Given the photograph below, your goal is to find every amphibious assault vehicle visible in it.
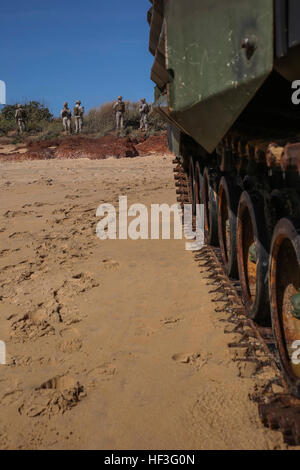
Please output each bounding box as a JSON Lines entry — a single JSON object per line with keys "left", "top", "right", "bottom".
{"left": 148, "top": 0, "right": 300, "bottom": 398}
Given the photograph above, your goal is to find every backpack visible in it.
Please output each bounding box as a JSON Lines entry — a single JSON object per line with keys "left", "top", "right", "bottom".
{"left": 140, "top": 103, "right": 150, "bottom": 114}
{"left": 16, "top": 108, "right": 26, "bottom": 120}
{"left": 62, "top": 108, "right": 71, "bottom": 118}
{"left": 116, "top": 101, "right": 125, "bottom": 113}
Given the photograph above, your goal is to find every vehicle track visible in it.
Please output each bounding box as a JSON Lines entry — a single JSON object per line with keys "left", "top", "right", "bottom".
{"left": 173, "top": 157, "right": 300, "bottom": 446}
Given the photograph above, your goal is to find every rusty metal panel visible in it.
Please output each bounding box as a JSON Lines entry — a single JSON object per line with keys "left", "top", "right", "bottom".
{"left": 164, "top": 0, "right": 274, "bottom": 152}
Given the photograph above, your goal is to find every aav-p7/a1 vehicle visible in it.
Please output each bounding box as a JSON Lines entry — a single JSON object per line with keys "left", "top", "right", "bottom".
{"left": 148, "top": 0, "right": 300, "bottom": 399}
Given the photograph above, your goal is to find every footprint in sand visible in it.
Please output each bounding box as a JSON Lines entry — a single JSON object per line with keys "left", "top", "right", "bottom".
{"left": 88, "top": 362, "right": 116, "bottom": 379}
{"left": 0, "top": 390, "right": 23, "bottom": 406}
{"left": 172, "top": 352, "right": 210, "bottom": 370}
{"left": 65, "top": 194, "right": 80, "bottom": 200}
{"left": 48, "top": 273, "right": 99, "bottom": 326}
{"left": 101, "top": 258, "right": 120, "bottom": 271}
{"left": 18, "top": 375, "right": 85, "bottom": 418}
{"left": 58, "top": 327, "right": 83, "bottom": 353}
{"left": 86, "top": 362, "right": 117, "bottom": 390}
{"left": 8, "top": 231, "right": 30, "bottom": 240}
{"left": 9, "top": 355, "right": 58, "bottom": 368}
{"left": 161, "top": 316, "right": 183, "bottom": 328}
{"left": 10, "top": 310, "right": 55, "bottom": 343}
{"left": 3, "top": 210, "right": 28, "bottom": 218}
{"left": 40, "top": 374, "right": 79, "bottom": 390}
{"left": 58, "top": 273, "right": 99, "bottom": 297}
{"left": 134, "top": 326, "right": 156, "bottom": 337}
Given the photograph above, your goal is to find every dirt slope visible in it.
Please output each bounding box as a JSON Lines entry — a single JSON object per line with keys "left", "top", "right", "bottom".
{"left": 0, "top": 134, "right": 170, "bottom": 162}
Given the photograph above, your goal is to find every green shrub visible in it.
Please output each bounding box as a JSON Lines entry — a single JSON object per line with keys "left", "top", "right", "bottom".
{"left": 0, "top": 100, "right": 167, "bottom": 139}
{"left": 83, "top": 102, "right": 115, "bottom": 135}
{"left": 0, "top": 116, "right": 15, "bottom": 135}
{"left": 11, "top": 137, "right": 22, "bottom": 145}
{"left": 1, "top": 101, "right": 53, "bottom": 123}
{"left": 0, "top": 101, "right": 54, "bottom": 136}
{"left": 83, "top": 101, "right": 166, "bottom": 136}
{"left": 40, "top": 119, "right": 62, "bottom": 138}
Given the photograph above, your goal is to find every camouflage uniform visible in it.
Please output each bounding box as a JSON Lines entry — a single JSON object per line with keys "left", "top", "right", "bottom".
{"left": 15, "top": 105, "right": 26, "bottom": 134}
{"left": 113, "top": 97, "right": 125, "bottom": 130}
{"left": 74, "top": 101, "right": 84, "bottom": 134}
{"left": 139, "top": 99, "right": 150, "bottom": 131}
{"left": 61, "top": 103, "right": 72, "bottom": 134}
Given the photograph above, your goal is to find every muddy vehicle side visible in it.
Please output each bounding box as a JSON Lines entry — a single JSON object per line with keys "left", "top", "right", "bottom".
{"left": 148, "top": 0, "right": 300, "bottom": 401}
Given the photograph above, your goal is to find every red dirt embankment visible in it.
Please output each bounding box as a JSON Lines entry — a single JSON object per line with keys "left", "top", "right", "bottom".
{"left": 0, "top": 134, "right": 170, "bottom": 162}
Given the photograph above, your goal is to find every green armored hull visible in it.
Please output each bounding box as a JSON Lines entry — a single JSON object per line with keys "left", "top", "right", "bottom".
{"left": 149, "top": 0, "right": 300, "bottom": 153}
{"left": 156, "top": 0, "right": 273, "bottom": 152}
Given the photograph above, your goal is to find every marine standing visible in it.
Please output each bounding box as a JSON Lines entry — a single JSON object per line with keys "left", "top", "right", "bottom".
{"left": 61, "top": 102, "right": 72, "bottom": 134}
{"left": 73, "top": 100, "right": 84, "bottom": 134}
{"left": 113, "top": 96, "right": 125, "bottom": 130}
{"left": 15, "top": 104, "right": 26, "bottom": 134}
{"left": 139, "top": 98, "right": 150, "bottom": 132}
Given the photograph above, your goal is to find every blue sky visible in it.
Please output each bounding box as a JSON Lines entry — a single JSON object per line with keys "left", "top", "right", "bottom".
{"left": 0, "top": 0, "right": 154, "bottom": 116}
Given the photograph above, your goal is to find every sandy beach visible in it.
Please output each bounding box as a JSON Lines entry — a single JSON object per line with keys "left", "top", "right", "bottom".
{"left": 0, "top": 155, "right": 287, "bottom": 449}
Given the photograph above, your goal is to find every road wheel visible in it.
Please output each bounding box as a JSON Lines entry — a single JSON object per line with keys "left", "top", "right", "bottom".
{"left": 237, "top": 190, "right": 270, "bottom": 323}
{"left": 203, "top": 167, "right": 219, "bottom": 246}
{"left": 270, "top": 218, "right": 300, "bottom": 397}
{"left": 218, "top": 176, "right": 241, "bottom": 278}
